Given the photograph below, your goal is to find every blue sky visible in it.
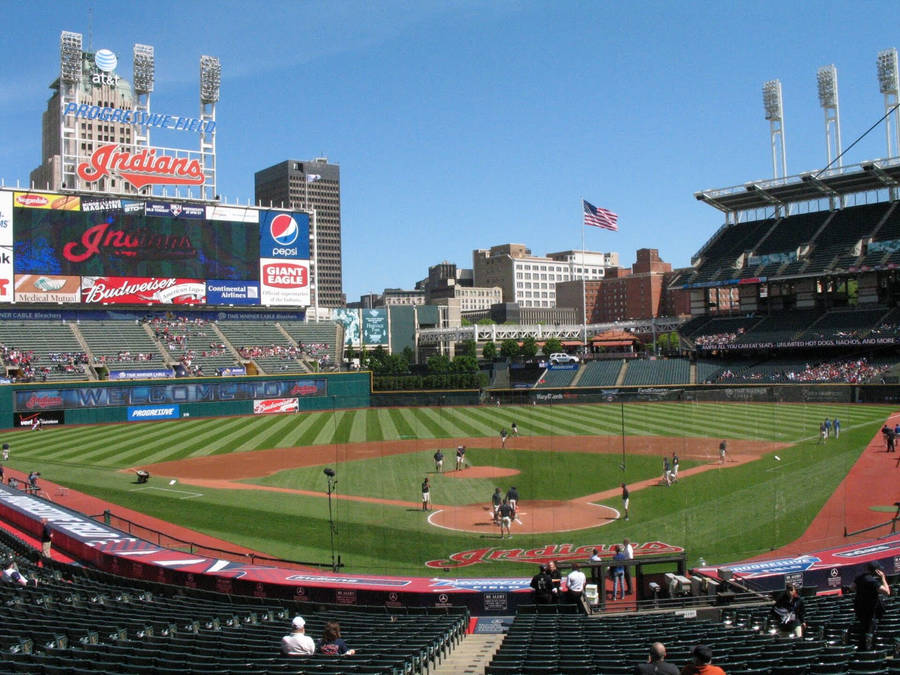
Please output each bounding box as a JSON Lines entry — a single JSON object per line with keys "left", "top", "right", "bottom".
{"left": 1, "top": 1, "right": 899, "bottom": 302}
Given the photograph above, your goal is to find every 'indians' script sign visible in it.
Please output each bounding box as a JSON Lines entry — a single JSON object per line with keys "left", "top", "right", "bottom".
{"left": 77, "top": 144, "right": 204, "bottom": 189}
{"left": 425, "top": 541, "right": 684, "bottom": 569}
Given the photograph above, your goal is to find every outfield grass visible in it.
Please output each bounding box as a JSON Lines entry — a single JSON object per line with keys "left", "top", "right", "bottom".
{"left": 1, "top": 401, "right": 892, "bottom": 577}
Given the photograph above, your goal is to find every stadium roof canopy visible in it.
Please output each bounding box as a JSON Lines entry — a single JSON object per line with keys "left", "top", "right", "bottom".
{"left": 695, "top": 158, "right": 900, "bottom": 213}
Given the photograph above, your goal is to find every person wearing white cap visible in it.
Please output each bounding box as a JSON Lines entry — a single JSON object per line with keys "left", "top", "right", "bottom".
{"left": 281, "top": 616, "right": 315, "bottom": 655}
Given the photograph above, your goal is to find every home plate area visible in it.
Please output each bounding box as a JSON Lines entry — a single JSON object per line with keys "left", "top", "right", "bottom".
{"left": 428, "top": 500, "right": 619, "bottom": 535}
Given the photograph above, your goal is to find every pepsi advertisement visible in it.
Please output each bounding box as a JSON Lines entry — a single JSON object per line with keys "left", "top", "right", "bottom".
{"left": 259, "top": 211, "right": 310, "bottom": 259}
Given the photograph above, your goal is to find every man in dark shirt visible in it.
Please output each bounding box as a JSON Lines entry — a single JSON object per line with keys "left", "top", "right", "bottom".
{"left": 498, "top": 500, "right": 513, "bottom": 538}
{"left": 530, "top": 564, "right": 553, "bottom": 604}
{"left": 853, "top": 562, "right": 891, "bottom": 647}
{"left": 41, "top": 519, "right": 52, "bottom": 558}
{"left": 634, "top": 642, "right": 679, "bottom": 674}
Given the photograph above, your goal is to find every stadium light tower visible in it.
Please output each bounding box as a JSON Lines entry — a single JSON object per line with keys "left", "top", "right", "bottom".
{"left": 199, "top": 55, "right": 221, "bottom": 201}
{"left": 877, "top": 48, "right": 900, "bottom": 158}
{"left": 59, "top": 31, "right": 83, "bottom": 191}
{"left": 817, "top": 65, "right": 842, "bottom": 172}
{"left": 132, "top": 44, "right": 154, "bottom": 158}
{"left": 763, "top": 80, "right": 788, "bottom": 181}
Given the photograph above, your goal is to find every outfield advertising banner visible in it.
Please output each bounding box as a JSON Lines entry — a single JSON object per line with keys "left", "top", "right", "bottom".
{"left": 13, "top": 191, "right": 80, "bottom": 210}
{"left": 144, "top": 201, "right": 205, "bottom": 219}
{"left": 109, "top": 369, "right": 174, "bottom": 381}
{"left": 259, "top": 259, "right": 310, "bottom": 306}
{"left": 0, "top": 247, "right": 11, "bottom": 304}
{"left": 81, "top": 276, "right": 206, "bottom": 305}
{"left": 16, "top": 410, "right": 65, "bottom": 427}
{"left": 206, "top": 280, "right": 260, "bottom": 306}
{"left": 14, "top": 378, "right": 327, "bottom": 411}
{"left": 127, "top": 405, "right": 180, "bottom": 421}
{"left": 363, "top": 309, "right": 388, "bottom": 345}
{"left": 14, "top": 275, "right": 80, "bottom": 303}
{"left": 253, "top": 398, "right": 299, "bottom": 414}
{"left": 259, "top": 210, "right": 310, "bottom": 259}
{"left": 333, "top": 308, "right": 361, "bottom": 347}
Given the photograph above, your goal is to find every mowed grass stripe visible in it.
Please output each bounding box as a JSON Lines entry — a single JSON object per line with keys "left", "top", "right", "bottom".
{"left": 223, "top": 413, "right": 299, "bottom": 455}
{"left": 295, "top": 411, "right": 334, "bottom": 446}
{"left": 388, "top": 409, "right": 416, "bottom": 440}
{"left": 374, "top": 409, "right": 398, "bottom": 441}
{"left": 415, "top": 408, "right": 456, "bottom": 438}
{"left": 436, "top": 408, "right": 486, "bottom": 438}
{"left": 278, "top": 411, "right": 327, "bottom": 448}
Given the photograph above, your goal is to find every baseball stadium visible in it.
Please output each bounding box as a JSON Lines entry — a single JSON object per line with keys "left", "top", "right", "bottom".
{"left": 1, "top": 30, "right": 900, "bottom": 675}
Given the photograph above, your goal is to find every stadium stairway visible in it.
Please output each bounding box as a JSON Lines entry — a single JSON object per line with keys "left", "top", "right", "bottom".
{"left": 615, "top": 361, "right": 628, "bottom": 386}
{"left": 431, "top": 633, "right": 504, "bottom": 675}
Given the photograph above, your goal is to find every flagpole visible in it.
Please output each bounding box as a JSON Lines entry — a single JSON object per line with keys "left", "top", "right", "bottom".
{"left": 581, "top": 200, "right": 587, "bottom": 353}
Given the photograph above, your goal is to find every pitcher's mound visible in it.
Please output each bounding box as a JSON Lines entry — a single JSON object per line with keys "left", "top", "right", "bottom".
{"left": 444, "top": 466, "right": 520, "bottom": 479}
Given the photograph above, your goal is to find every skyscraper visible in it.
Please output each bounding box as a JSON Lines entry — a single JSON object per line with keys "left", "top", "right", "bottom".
{"left": 255, "top": 158, "right": 343, "bottom": 309}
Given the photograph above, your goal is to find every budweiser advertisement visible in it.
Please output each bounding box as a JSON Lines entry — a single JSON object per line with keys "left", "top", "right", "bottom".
{"left": 253, "top": 398, "right": 299, "bottom": 415}
{"left": 13, "top": 191, "right": 80, "bottom": 210}
{"left": 81, "top": 276, "right": 206, "bottom": 305}
{"left": 15, "top": 275, "right": 80, "bottom": 303}
{"left": 77, "top": 144, "right": 205, "bottom": 190}
{"left": 259, "top": 258, "right": 310, "bottom": 306}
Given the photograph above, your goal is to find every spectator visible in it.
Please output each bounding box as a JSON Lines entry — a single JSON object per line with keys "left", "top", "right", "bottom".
{"left": 623, "top": 537, "right": 635, "bottom": 594}
{"left": 852, "top": 562, "right": 891, "bottom": 648}
{"left": 547, "top": 560, "right": 562, "bottom": 602}
{"left": 680, "top": 644, "right": 726, "bottom": 675}
{"left": 530, "top": 564, "right": 554, "bottom": 604}
{"left": 770, "top": 582, "right": 806, "bottom": 637}
{"left": 317, "top": 620, "right": 355, "bottom": 656}
{"left": 281, "top": 616, "right": 315, "bottom": 656}
{"left": 634, "top": 641, "right": 679, "bottom": 674}
{"left": 566, "top": 562, "right": 586, "bottom": 606}
{"left": 612, "top": 544, "right": 627, "bottom": 600}
{"left": 40, "top": 518, "right": 52, "bottom": 559}
{"left": 1, "top": 559, "right": 32, "bottom": 587}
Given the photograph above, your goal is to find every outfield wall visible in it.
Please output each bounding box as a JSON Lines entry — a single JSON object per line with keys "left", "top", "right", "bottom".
{"left": 0, "top": 372, "right": 372, "bottom": 430}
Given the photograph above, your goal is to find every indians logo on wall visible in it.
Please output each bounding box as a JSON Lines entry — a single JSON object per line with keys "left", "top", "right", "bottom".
{"left": 77, "top": 144, "right": 205, "bottom": 189}
{"left": 425, "top": 542, "right": 684, "bottom": 569}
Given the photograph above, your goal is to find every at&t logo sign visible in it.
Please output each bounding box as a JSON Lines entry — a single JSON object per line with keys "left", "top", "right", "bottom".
{"left": 92, "top": 48, "right": 120, "bottom": 87}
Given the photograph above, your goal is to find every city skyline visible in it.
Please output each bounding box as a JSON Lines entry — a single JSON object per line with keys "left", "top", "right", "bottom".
{"left": 1, "top": 1, "right": 899, "bottom": 304}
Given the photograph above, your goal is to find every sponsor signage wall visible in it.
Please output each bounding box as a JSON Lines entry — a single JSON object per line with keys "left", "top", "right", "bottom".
{"left": 260, "top": 259, "right": 310, "bottom": 306}
{"left": 14, "top": 275, "right": 81, "bottom": 303}
{"left": 363, "top": 309, "right": 388, "bottom": 345}
{"left": 206, "top": 280, "right": 260, "bottom": 305}
{"left": 253, "top": 398, "right": 299, "bottom": 414}
{"left": 16, "top": 411, "right": 65, "bottom": 427}
{"left": 109, "top": 369, "right": 174, "bottom": 381}
{"left": 127, "top": 405, "right": 180, "bottom": 421}
{"left": 14, "top": 379, "right": 327, "bottom": 411}
{"left": 81, "top": 276, "right": 206, "bottom": 305}
{"left": 2, "top": 189, "right": 316, "bottom": 309}
{"left": 333, "top": 308, "right": 361, "bottom": 347}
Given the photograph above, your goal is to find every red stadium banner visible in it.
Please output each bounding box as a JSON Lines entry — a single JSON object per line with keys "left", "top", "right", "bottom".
{"left": 253, "top": 398, "right": 299, "bottom": 414}
{"left": 81, "top": 276, "right": 206, "bottom": 304}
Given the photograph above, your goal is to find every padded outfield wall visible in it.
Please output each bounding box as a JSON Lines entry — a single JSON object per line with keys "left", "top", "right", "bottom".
{"left": 0, "top": 372, "right": 371, "bottom": 429}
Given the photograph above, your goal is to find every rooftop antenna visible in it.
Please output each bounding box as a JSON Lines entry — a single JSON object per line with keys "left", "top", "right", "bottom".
{"left": 87, "top": 4, "right": 93, "bottom": 52}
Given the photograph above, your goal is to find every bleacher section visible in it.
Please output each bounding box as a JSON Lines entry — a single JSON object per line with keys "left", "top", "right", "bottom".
{"left": 0, "top": 322, "right": 90, "bottom": 382}
{"left": 216, "top": 321, "right": 306, "bottom": 374}
{"left": 280, "top": 321, "right": 341, "bottom": 368}
{"left": 535, "top": 367, "right": 577, "bottom": 388}
{"left": 76, "top": 322, "right": 169, "bottom": 374}
{"left": 735, "top": 309, "right": 821, "bottom": 345}
{"left": 797, "top": 308, "right": 891, "bottom": 342}
{"left": 0, "top": 534, "right": 466, "bottom": 675}
{"left": 577, "top": 360, "right": 624, "bottom": 387}
{"left": 146, "top": 318, "right": 238, "bottom": 377}
{"left": 621, "top": 359, "right": 690, "bottom": 386}
{"left": 487, "top": 591, "right": 900, "bottom": 674}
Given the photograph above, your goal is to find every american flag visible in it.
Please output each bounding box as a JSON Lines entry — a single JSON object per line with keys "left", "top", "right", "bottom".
{"left": 583, "top": 200, "right": 618, "bottom": 231}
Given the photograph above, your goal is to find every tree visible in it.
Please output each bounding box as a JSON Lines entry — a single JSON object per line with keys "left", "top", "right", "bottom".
{"left": 401, "top": 346, "right": 415, "bottom": 365}
{"left": 459, "top": 339, "right": 477, "bottom": 359}
{"left": 500, "top": 339, "right": 520, "bottom": 360}
{"left": 427, "top": 354, "right": 451, "bottom": 374}
{"left": 542, "top": 337, "right": 563, "bottom": 356}
{"left": 451, "top": 354, "right": 478, "bottom": 373}
{"left": 520, "top": 336, "right": 538, "bottom": 359}
{"left": 481, "top": 342, "right": 497, "bottom": 360}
